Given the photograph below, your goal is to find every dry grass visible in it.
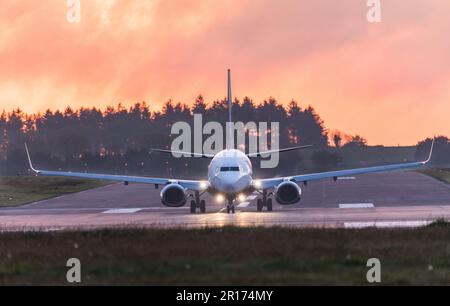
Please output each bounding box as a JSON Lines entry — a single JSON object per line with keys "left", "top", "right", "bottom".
{"left": 1, "top": 226, "right": 450, "bottom": 285}
{"left": 422, "top": 168, "right": 450, "bottom": 184}
{"left": 0, "top": 176, "right": 110, "bottom": 206}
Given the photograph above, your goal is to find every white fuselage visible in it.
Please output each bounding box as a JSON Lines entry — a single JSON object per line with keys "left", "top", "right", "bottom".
{"left": 208, "top": 149, "right": 253, "bottom": 196}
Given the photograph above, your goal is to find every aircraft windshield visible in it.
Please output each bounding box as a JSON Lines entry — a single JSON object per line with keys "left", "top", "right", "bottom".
{"left": 220, "top": 166, "right": 240, "bottom": 172}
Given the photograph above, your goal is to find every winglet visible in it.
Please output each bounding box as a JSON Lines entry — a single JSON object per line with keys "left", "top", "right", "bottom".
{"left": 24, "top": 143, "right": 39, "bottom": 173}
{"left": 423, "top": 137, "right": 435, "bottom": 164}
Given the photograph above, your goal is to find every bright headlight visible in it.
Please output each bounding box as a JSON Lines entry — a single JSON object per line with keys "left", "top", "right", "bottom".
{"left": 199, "top": 181, "right": 208, "bottom": 190}
{"left": 216, "top": 194, "right": 225, "bottom": 203}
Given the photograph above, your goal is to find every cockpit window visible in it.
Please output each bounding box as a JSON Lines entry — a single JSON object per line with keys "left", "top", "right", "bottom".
{"left": 220, "top": 166, "right": 240, "bottom": 172}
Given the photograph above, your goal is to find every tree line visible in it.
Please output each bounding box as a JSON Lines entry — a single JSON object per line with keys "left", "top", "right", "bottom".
{"left": 0, "top": 95, "right": 448, "bottom": 177}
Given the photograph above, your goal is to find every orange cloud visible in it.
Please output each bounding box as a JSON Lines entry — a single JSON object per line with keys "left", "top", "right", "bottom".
{"left": 0, "top": 0, "right": 449, "bottom": 145}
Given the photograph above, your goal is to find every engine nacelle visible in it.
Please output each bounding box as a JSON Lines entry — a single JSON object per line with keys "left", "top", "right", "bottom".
{"left": 275, "top": 181, "right": 301, "bottom": 205}
{"left": 160, "top": 183, "right": 187, "bottom": 207}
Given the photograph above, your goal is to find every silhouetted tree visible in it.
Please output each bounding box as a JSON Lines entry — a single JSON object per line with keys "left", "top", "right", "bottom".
{"left": 343, "top": 135, "right": 368, "bottom": 148}
{"left": 311, "top": 150, "right": 342, "bottom": 170}
{"left": 330, "top": 130, "right": 343, "bottom": 148}
{"left": 0, "top": 95, "right": 410, "bottom": 176}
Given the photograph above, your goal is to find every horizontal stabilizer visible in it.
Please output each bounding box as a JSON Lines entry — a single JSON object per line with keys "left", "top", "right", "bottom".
{"left": 247, "top": 144, "right": 313, "bottom": 158}
{"left": 150, "top": 148, "right": 215, "bottom": 158}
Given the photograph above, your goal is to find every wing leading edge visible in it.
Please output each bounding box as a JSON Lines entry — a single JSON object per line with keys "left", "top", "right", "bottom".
{"left": 256, "top": 138, "right": 435, "bottom": 190}
{"left": 24, "top": 144, "right": 207, "bottom": 191}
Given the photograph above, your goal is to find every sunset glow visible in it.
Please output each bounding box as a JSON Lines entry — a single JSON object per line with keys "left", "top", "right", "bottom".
{"left": 0, "top": 0, "right": 449, "bottom": 145}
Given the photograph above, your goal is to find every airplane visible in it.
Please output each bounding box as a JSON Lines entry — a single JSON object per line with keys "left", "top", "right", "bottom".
{"left": 25, "top": 70, "right": 435, "bottom": 214}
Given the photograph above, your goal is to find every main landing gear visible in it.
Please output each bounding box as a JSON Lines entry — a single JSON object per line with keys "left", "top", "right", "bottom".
{"left": 190, "top": 191, "right": 206, "bottom": 214}
{"left": 256, "top": 190, "right": 273, "bottom": 212}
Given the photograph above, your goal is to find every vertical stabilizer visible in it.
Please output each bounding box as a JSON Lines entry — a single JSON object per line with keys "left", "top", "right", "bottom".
{"left": 226, "top": 69, "right": 233, "bottom": 149}
{"left": 228, "top": 69, "right": 232, "bottom": 124}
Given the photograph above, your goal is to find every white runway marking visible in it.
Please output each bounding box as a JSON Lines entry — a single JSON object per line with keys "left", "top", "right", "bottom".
{"left": 237, "top": 202, "right": 250, "bottom": 208}
{"left": 344, "top": 220, "right": 431, "bottom": 228}
{"left": 102, "top": 208, "right": 143, "bottom": 214}
{"left": 216, "top": 208, "right": 226, "bottom": 214}
{"left": 339, "top": 203, "right": 374, "bottom": 209}
{"left": 246, "top": 195, "right": 257, "bottom": 200}
{"left": 337, "top": 177, "right": 356, "bottom": 180}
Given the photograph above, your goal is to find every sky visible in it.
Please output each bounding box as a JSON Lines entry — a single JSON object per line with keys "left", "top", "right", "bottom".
{"left": 0, "top": 0, "right": 449, "bottom": 145}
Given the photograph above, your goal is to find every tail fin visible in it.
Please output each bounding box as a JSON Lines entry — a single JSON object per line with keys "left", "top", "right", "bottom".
{"left": 226, "top": 69, "right": 233, "bottom": 149}
{"left": 228, "top": 69, "right": 232, "bottom": 124}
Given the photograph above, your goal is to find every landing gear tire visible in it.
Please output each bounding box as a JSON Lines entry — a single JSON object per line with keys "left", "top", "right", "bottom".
{"left": 200, "top": 200, "right": 206, "bottom": 213}
{"left": 190, "top": 200, "right": 196, "bottom": 213}
{"left": 226, "top": 201, "right": 235, "bottom": 214}
{"left": 225, "top": 198, "right": 236, "bottom": 214}
{"left": 267, "top": 198, "right": 273, "bottom": 211}
{"left": 257, "top": 199, "right": 263, "bottom": 212}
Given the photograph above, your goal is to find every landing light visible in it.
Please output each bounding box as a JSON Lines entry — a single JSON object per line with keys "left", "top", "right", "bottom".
{"left": 238, "top": 194, "right": 246, "bottom": 202}
{"left": 254, "top": 180, "right": 262, "bottom": 188}
{"left": 199, "top": 181, "right": 208, "bottom": 190}
{"left": 216, "top": 194, "right": 225, "bottom": 203}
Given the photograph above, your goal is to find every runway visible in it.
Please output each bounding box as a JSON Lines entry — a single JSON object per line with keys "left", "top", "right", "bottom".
{"left": 0, "top": 171, "right": 449, "bottom": 230}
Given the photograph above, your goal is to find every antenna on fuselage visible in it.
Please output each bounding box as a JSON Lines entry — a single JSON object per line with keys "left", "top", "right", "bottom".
{"left": 226, "top": 69, "right": 233, "bottom": 150}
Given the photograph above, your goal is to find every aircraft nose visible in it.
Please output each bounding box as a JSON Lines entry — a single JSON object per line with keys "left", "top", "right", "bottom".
{"left": 222, "top": 181, "right": 238, "bottom": 192}
{"left": 218, "top": 173, "right": 251, "bottom": 193}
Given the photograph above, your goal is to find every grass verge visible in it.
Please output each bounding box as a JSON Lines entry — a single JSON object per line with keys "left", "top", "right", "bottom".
{"left": 0, "top": 176, "right": 110, "bottom": 206}
{"left": 421, "top": 168, "right": 450, "bottom": 184}
{"left": 1, "top": 226, "right": 450, "bottom": 285}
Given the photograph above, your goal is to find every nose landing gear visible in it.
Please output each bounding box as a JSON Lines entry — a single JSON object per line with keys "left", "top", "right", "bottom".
{"left": 226, "top": 200, "right": 235, "bottom": 214}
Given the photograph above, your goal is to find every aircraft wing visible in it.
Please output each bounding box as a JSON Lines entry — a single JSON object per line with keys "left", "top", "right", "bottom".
{"left": 25, "top": 145, "right": 207, "bottom": 191}
{"left": 256, "top": 139, "right": 435, "bottom": 190}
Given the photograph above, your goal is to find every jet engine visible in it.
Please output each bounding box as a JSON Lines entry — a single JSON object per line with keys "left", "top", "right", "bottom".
{"left": 275, "top": 181, "right": 301, "bottom": 205}
{"left": 160, "top": 183, "right": 187, "bottom": 207}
